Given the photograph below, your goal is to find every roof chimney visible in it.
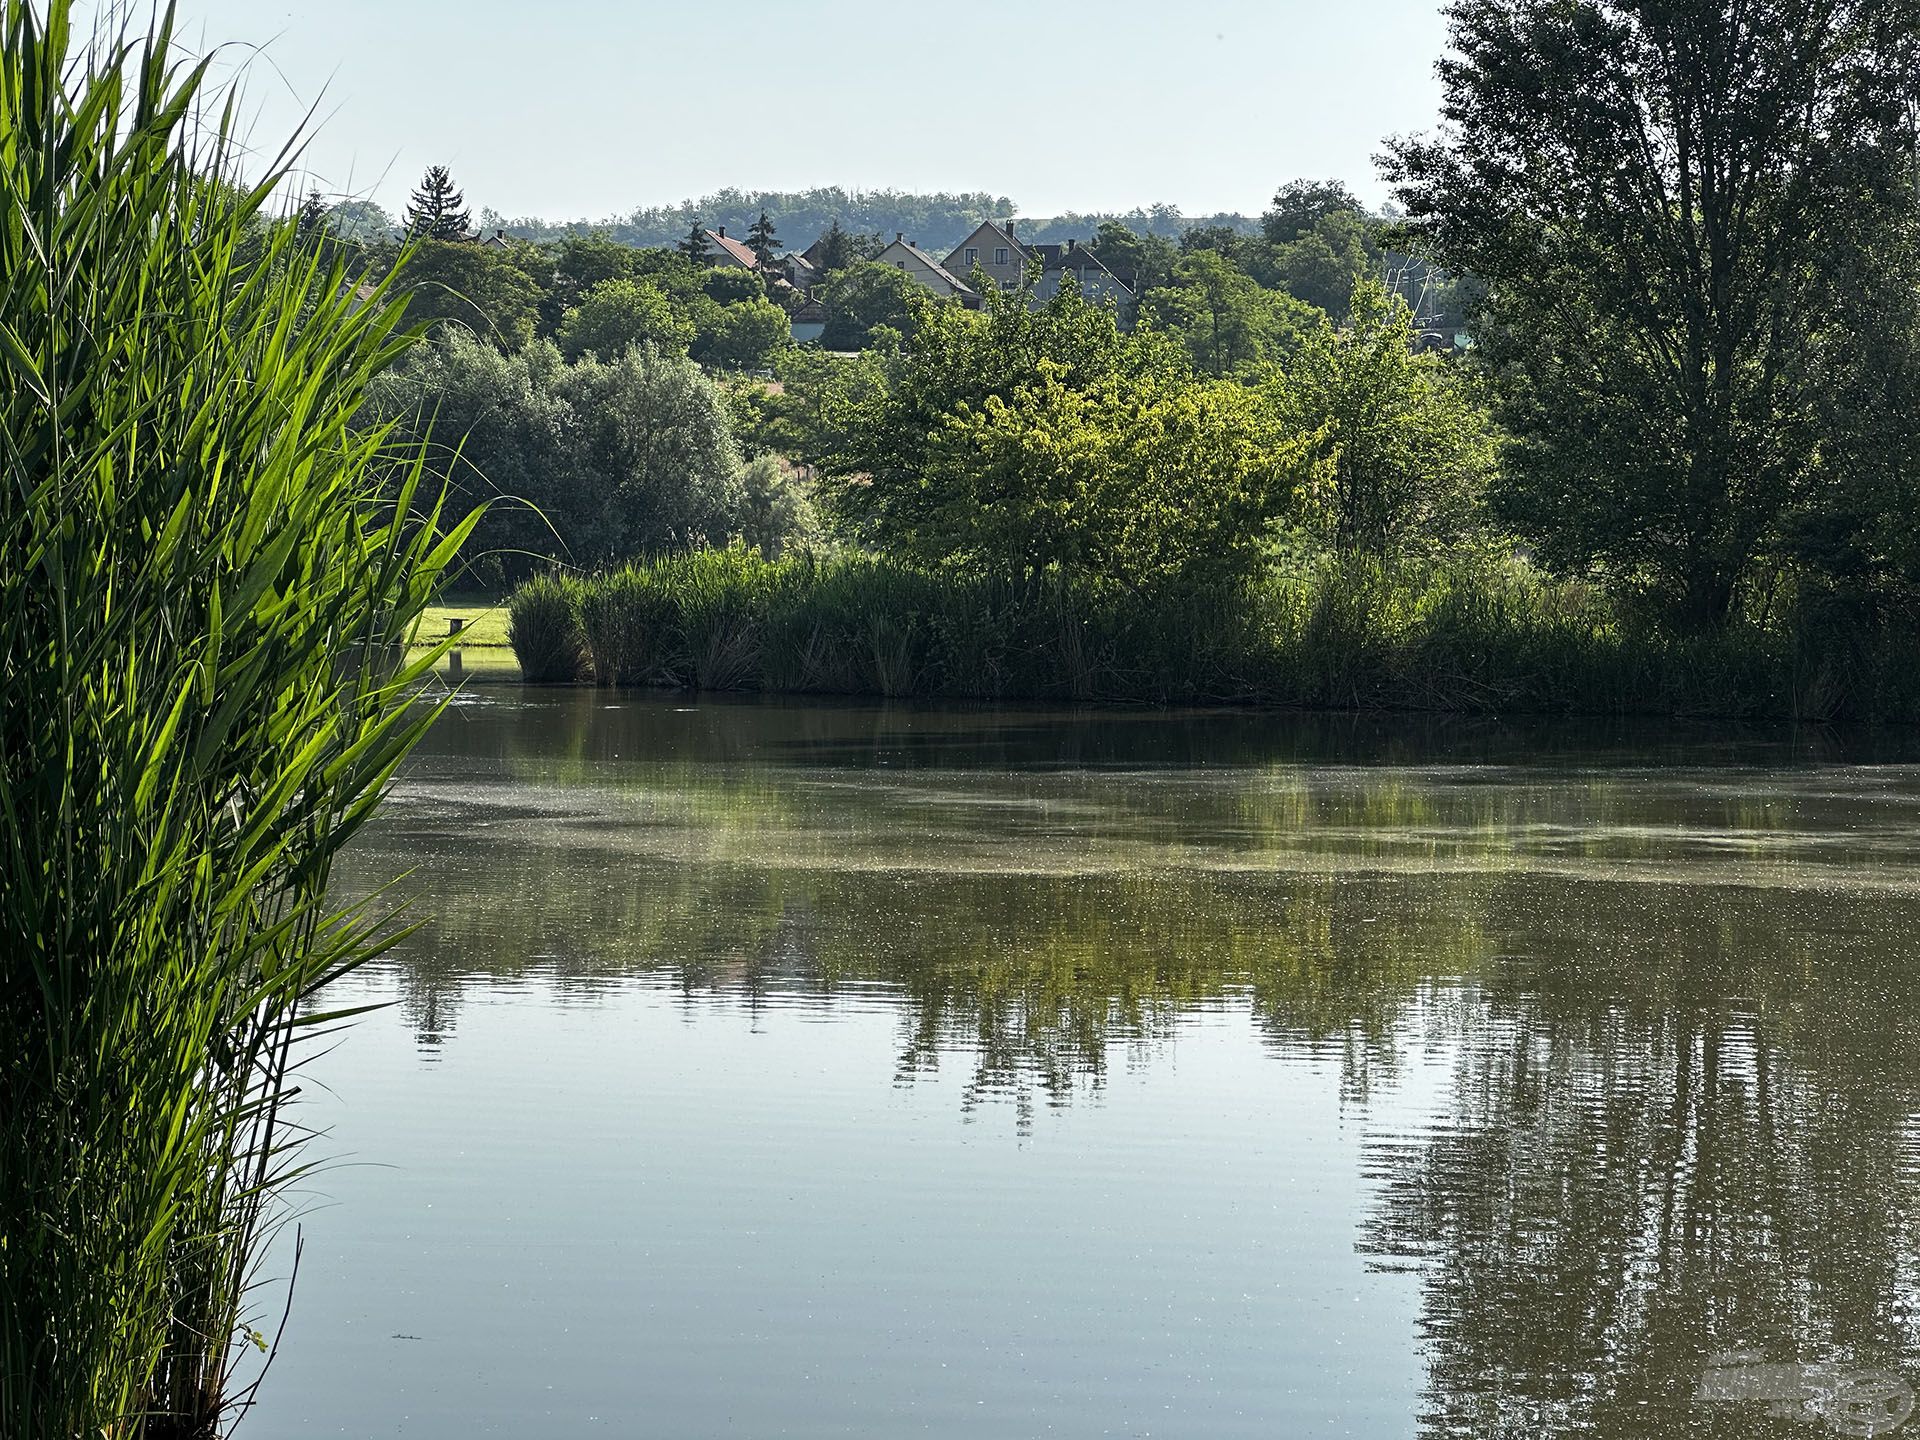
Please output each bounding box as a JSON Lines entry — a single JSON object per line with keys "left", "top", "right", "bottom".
{"left": 1006, "top": 218, "right": 1016, "bottom": 240}
{"left": 716, "top": 225, "right": 726, "bottom": 237}
{"left": 1066, "top": 238, "right": 1076, "bottom": 253}
{"left": 495, "top": 228, "right": 506, "bottom": 240}
{"left": 896, "top": 232, "right": 904, "bottom": 243}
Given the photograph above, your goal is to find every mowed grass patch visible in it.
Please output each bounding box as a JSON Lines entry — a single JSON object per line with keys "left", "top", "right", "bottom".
{"left": 415, "top": 599, "right": 513, "bottom": 647}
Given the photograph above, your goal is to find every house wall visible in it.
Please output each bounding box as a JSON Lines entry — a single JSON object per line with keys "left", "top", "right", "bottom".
{"left": 944, "top": 223, "right": 1027, "bottom": 293}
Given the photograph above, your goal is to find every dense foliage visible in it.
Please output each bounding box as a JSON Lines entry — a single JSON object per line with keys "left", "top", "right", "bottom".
{"left": 362, "top": 333, "right": 805, "bottom": 585}
{"left": 1386, "top": 0, "right": 1920, "bottom": 627}
{"left": 470, "top": 187, "right": 1259, "bottom": 252}
{"left": 0, "top": 4, "right": 471, "bottom": 1433}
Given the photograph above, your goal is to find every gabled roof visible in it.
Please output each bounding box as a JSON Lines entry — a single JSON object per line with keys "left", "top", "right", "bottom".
{"left": 943, "top": 220, "right": 1027, "bottom": 271}
{"left": 703, "top": 228, "right": 761, "bottom": 268}
{"left": 878, "top": 239, "right": 976, "bottom": 297}
{"left": 1038, "top": 241, "right": 1133, "bottom": 298}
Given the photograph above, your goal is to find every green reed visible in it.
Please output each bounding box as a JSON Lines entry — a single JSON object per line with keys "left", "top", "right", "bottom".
{"left": 0, "top": 4, "right": 477, "bottom": 1435}
{"left": 510, "top": 546, "right": 1920, "bottom": 721}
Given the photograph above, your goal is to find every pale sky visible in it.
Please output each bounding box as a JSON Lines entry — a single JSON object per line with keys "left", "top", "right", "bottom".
{"left": 148, "top": 0, "right": 1453, "bottom": 222}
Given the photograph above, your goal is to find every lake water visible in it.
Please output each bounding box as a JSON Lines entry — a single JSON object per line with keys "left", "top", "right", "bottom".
{"left": 251, "top": 693, "right": 1920, "bottom": 1439}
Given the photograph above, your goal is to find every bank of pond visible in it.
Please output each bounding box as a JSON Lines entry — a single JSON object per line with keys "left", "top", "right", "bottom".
{"left": 503, "top": 547, "right": 1920, "bottom": 723}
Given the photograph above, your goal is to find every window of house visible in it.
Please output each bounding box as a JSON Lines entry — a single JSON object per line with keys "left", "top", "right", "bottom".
{"left": 896, "top": 261, "right": 906, "bottom": 269}
{"left": 965, "top": 247, "right": 978, "bottom": 265}
{"left": 994, "top": 247, "right": 1009, "bottom": 265}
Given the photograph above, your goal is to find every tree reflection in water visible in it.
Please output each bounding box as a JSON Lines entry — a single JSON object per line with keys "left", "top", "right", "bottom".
{"left": 331, "top": 692, "right": 1920, "bottom": 1438}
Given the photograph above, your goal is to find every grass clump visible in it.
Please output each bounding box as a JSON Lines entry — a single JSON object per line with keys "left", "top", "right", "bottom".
{"left": 507, "top": 575, "right": 586, "bottom": 682}
{"left": 510, "top": 547, "right": 1920, "bottom": 721}
{"left": 0, "top": 5, "right": 475, "bottom": 1435}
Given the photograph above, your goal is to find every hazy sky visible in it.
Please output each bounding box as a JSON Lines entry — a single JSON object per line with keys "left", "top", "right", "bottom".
{"left": 155, "top": 0, "right": 1454, "bottom": 222}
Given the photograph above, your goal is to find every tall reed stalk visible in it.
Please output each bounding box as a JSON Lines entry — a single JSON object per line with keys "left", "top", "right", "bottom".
{"left": 0, "top": 4, "right": 476, "bottom": 1435}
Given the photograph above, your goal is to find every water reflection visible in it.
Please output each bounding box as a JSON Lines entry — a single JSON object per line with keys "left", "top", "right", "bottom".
{"left": 324, "top": 692, "right": 1920, "bottom": 1438}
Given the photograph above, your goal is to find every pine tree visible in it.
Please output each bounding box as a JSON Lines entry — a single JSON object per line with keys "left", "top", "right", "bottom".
{"left": 815, "top": 219, "right": 853, "bottom": 274}
{"left": 678, "top": 222, "right": 711, "bottom": 265}
{"left": 297, "top": 187, "right": 328, "bottom": 238}
{"left": 747, "top": 210, "right": 780, "bottom": 269}
{"left": 405, "top": 165, "right": 470, "bottom": 241}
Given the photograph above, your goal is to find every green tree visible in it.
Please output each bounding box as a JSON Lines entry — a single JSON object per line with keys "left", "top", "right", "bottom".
{"left": 1273, "top": 210, "right": 1374, "bottom": 320}
{"left": 365, "top": 334, "right": 747, "bottom": 583}
{"left": 819, "top": 258, "right": 924, "bottom": 350}
{"left": 1142, "top": 251, "right": 1318, "bottom": 376}
{"left": 1261, "top": 178, "right": 1362, "bottom": 245}
{"left": 1384, "top": 0, "right": 1920, "bottom": 626}
{"left": 558, "top": 278, "right": 696, "bottom": 359}
{"left": 546, "top": 230, "right": 643, "bottom": 327}
{"left": 1273, "top": 279, "right": 1499, "bottom": 554}
{"left": 747, "top": 209, "right": 780, "bottom": 269}
{"left": 693, "top": 293, "right": 790, "bottom": 371}
{"left": 325, "top": 197, "right": 392, "bottom": 241}
{"left": 700, "top": 265, "right": 766, "bottom": 305}
{"left": 825, "top": 280, "right": 1195, "bottom": 563}
{"left": 405, "top": 164, "right": 470, "bottom": 240}
{"left": 1178, "top": 223, "right": 1251, "bottom": 264}
{"left": 396, "top": 238, "right": 548, "bottom": 349}
{"left": 813, "top": 218, "right": 857, "bottom": 273}
{"left": 1090, "top": 219, "right": 1177, "bottom": 294}
{"left": 296, "top": 186, "right": 327, "bottom": 237}
{"left": 919, "top": 365, "right": 1313, "bottom": 585}
{"left": 678, "top": 222, "right": 711, "bottom": 264}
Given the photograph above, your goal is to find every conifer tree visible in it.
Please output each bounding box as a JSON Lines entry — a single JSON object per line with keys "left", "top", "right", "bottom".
{"left": 815, "top": 219, "right": 854, "bottom": 274}
{"left": 678, "top": 222, "right": 711, "bottom": 264}
{"left": 297, "top": 187, "right": 327, "bottom": 238}
{"left": 747, "top": 210, "right": 780, "bottom": 269}
{"left": 405, "top": 165, "right": 470, "bottom": 241}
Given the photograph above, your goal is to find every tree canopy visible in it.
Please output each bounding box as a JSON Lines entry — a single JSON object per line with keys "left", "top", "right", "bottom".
{"left": 1384, "top": 0, "right": 1920, "bottom": 625}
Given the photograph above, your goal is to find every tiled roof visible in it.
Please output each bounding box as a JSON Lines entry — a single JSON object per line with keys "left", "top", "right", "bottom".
{"left": 703, "top": 228, "right": 761, "bottom": 268}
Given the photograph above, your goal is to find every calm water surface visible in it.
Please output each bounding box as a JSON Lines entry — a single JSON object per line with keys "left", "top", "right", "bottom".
{"left": 253, "top": 694, "right": 1920, "bottom": 1439}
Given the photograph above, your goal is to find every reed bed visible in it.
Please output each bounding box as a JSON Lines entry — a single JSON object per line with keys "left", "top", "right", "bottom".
{"left": 0, "top": 5, "right": 473, "bottom": 1435}
{"left": 510, "top": 546, "right": 1920, "bottom": 721}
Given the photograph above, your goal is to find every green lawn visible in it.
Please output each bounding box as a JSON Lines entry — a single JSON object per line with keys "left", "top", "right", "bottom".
{"left": 415, "top": 600, "right": 512, "bottom": 648}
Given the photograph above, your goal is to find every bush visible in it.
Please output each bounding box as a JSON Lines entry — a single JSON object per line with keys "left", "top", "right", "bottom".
{"left": 363, "top": 336, "right": 751, "bottom": 586}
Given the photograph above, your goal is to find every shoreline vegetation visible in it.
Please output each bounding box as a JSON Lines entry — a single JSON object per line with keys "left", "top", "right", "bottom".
{"left": 506, "top": 548, "right": 1920, "bottom": 723}
{"left": 2, "top": 4, "right": 468, "bottom": 1435}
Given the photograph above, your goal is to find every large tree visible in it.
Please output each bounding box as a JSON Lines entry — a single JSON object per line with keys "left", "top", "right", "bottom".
{"left": 678, "top": 222, "right": 711, "bottom": 265}
{"left": 404, "top": 164, "right": 470, "bottom": 241}
{"left": 1261, "top": 178, "right": 1363, "bottom": 245}
{"left": 1384, "top": 0, "right": 1920, "bottom": 626}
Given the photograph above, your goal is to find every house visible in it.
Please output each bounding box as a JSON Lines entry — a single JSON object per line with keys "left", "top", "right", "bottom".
{"left": 1031, "top": 239, "right": 1132, "bottom": 309}
{"left": 702, "top": 225, "right": 762, "bottom": 270}
{"left": 941, "top": 220, "right": 1134, "bottom": 319}
{"left": 783, "top": 250, "right": 821, "bottom": 292}
{"left": 872, "top": 234, "right": 977, "bottom": 304}
{"left": 943, "top": 220, "right": 1029, "bottom": 293}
